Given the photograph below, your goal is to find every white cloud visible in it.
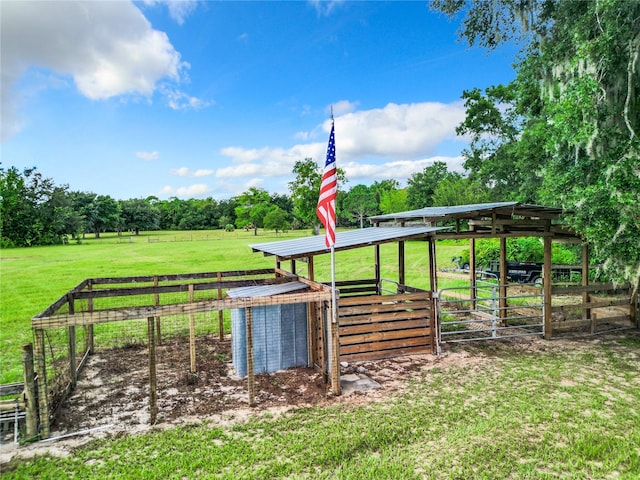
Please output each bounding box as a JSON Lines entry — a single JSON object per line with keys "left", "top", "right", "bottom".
{"left": 341, "top": 156, "right": 466, "bottom": 185}
{"left": 158, "top": 183, "right": 210, "bottom": 198}
{"left": 170, "top": 167, "right": 214, "bottom": 177}
{"left": 161, "top": 86, "right": 213, "bottom": 110}
{"left": 217, "top": 143, "right": 325, "bottom": 178}
{"left": 216, "top": 101, "right": 467, "bottom": 183}
{"left": 137, "top": 150, "right": 159, "bottom": 161}
{"left": 330, "top": 100, "right": 358, "bottom": 116}
{"left": 0, "top": 1, "right": 208, "bottom": 140}
{"left": 334, "top": 101, "right": 466, "bottom": 160}
{"left": 309, "top": 0, "right": 344, "bottom": 16}
{"left": 142, "top": 1, "right": 199, "bottom": 25}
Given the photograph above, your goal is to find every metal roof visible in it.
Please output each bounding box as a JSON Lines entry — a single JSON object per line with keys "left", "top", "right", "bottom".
{"left": 250, "top": 226, "right": 446, "bottom": 260}
{"left": 369, "top": 202, "right": 564, "bottom": 223}
{"left": 226, "top": 281, "right": 309, "bottom": 298}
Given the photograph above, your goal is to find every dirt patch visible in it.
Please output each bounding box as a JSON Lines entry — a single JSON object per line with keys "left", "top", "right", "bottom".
{"left": 2, "top": 330, "right": 638, "bottom": 465}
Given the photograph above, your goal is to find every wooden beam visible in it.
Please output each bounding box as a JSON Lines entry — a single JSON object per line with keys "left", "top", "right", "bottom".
{"left": 543, "top": 236, "right": 553, "bottom": 339}
{"left": 147, "top": 316, "right": 157, "bottom": 425}
{"left": 582, "top": 244, "right": 590, "bottom": 321}
{"left": 32, "top": 290, "right": 332, "bottom": 329}
{"left": 499, "top": 237, "right": 507, "bottom": 320}
{"left": 374, "top": 244, "right": 381, "bottom": 295}
{"left": 23, "top": 344, "right": 38, "bottom": 439}
{"left": 188, "top": 285, "right": 196, "bottom": 374}
{"left": 398, "top": 241, "right": 405, "bottom": 293}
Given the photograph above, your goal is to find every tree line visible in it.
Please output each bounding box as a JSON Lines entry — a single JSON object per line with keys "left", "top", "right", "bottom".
{"left": 0, "top": 160, "right": 488, "bottom": 247}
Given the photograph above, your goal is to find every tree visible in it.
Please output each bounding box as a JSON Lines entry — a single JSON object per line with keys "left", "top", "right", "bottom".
{"left": 342, "top": 184, "right": 378, "bottom": 228}
{"left": 432, "top": 0, "right": 640, "bottom": 286}
{"left": 263, "top": 206, "right": 290, "bottom": 235}
{"left": 432, "top": 175, "right": 492, "bottom": 207}
{"left": 406, "top": 161, "right": 452, "bottom": 209}
{"left": 379, "top": 188, "right": 409, "bottom": 214}
{"left": 288, "top": 158, "right": 346, "bottom": 235}
{"left": 120, "top": 198, "right": 160, "bottom": 234}
{"left": 0, "top": 166, "right": 70, "bottom": 246}
{"left": 234, "top": 187, "right": 272, "bottom": 236}
{"left": 87, "top": 195, "right": 121, "bottom": 238}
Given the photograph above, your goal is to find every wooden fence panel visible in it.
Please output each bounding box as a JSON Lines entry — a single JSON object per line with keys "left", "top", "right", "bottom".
{"left": 338, "top": 292, "right": 432, "bottom": 361}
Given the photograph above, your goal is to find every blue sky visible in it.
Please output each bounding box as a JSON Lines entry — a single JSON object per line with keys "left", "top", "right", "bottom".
{"left": 1, "top": 1, "right": 517, "bottom": 200}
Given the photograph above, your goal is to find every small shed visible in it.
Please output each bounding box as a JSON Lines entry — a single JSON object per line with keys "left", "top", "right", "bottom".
{"left": 227, "top": 282, "right": 311, "bottom": 377}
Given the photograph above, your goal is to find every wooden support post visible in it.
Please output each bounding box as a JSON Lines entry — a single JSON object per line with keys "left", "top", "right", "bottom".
{"left": 543, "top": 236, "right": 553, "bottom": 339}
{"left": 308, "top": 256, "right": 315, "bottom": 281}
{"left": 217, "top": 271, "right": 224, "bottom": 341}
{"left": 330, "top": 312, "right": 341, "bottom": 396}
{"left": 582, "top": 244, "right": 590, "bottom": 321}
{"left": 398, "top": 241, "right": 405, "bottom": 293}
{"left": 87, "top": 281, "right": 94, "bottom": 354}
{"left": 499, "top": 237, "right": 508, "bottom": 321}
{"left": 291, "top": 259, "right": 297, "bottom": 275}
{"left": 34, "top": 329, "right": 49, "bottom": 438}
{"left": 189, "top": 284, "right": 196, "bottom": 374}
{"left": 67, "top": 294, "right": 77, "bottom": 390}
{"left": 374, "top": 244, "right": 381, "bottom": 294}
{"left": 469, "top": 235, "right": 477, "bottom": 311}
{"left": 22, "top": 344, "right": 38, "bottom": 439}
{"left": 147, "top": 316, "right": 157, "bottom": 425}
{"left": 154, "top": 276, "right": 162, "bottom": 345}
{"left": 246, "top": 306, "right": 256, "bottom": 407}
{"left": 428, "top": 238, "right": 438, "bottom": 293}
{"left": 428, "top": 238, "right": 439, "bottom": 355}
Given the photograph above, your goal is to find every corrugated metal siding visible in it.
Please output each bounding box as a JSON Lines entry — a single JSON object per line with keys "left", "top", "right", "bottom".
{"left": 231, "top": 303, "right": 308, "bottom": 377}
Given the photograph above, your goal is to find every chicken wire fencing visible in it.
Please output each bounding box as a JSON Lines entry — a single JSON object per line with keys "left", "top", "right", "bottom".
{"left": 31, "top": 270, "right": 334, "bottom": 437}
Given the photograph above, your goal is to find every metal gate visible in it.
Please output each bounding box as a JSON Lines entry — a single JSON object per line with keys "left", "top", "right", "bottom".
{"left": 436, "top": 282, "right": 543, "bottom": 347}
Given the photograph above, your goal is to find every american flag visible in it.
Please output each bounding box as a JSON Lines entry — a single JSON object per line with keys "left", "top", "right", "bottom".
{"left": 316, "top": 119, "right": 337, "bottom": 248}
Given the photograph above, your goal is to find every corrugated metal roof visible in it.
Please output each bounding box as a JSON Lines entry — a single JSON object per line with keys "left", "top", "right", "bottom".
{"left": 369, "top": 202, "right": 564, "bottom": 222}
{"left": 226, "top": 281, "right": 309, "bottom": 298}
{"left": 250, "top": 226, "right": 446, "bottom": 260}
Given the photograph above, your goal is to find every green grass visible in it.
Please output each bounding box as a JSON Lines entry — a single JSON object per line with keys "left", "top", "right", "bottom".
{"left": 4, "top": 334, "right": 640, "bottom": 478}
{"left": 0, "top": 230, "right": 465, "bottom": 384}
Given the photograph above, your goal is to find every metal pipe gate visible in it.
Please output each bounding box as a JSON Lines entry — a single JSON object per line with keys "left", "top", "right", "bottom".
{"left": 436, "top": 283, "right": 544, "bottom": 346}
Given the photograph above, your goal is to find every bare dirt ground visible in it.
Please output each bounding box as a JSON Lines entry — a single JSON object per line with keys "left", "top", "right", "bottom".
{"left": 2, "top": 328, "right": 638, "bottom": 465}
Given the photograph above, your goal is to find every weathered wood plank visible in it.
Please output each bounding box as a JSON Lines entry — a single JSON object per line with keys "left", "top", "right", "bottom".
{"left": 73, "top": 277, "right": 290, "bottom": 301}
{"left": 553, "top": 314, "right": 632, "bottom": 330}
{"left": 339, "top": 327, "right": 431, "bottom": 346}
{"left": 338, "top": 292, "right": 430, "bottom": 307}
{"left": 340, "top": 344, "right": 431, "bottom": 362}
{"left": 0, "top": 382, "right": 24, "bottom": 396}
{"left": 340, "top": 336, "right": 430, "bottom": 355}
{"left": 551, "top": 298, "right": 631, "bottom": 312}
{"left": 552, "top": 283, "right": 630, "bottom": 295}
{"left": 339, "top": 318, "right": 428, "bottom": 336}
{"left": 339, "top": 301, "right": 431, "bottom": 316}
{"left": 32, "top": 290, "right": 331, "bottom": 329}
{"left": 87, "top": 269, "right": 275, "bottom": 285}
{"left": 339, "top": 309, "right": 429, "bottom": 326}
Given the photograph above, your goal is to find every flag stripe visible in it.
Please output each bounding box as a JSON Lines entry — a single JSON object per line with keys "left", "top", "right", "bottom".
{"left": 316, "top": 120, "right": 337, "bottom": 248}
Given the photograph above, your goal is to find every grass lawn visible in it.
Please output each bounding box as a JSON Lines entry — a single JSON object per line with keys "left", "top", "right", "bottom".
{"left": 3, "top": 333, "right": 640, "bottom": 478}
{"left": 0, "top": 229, "right": 465, "bottom": 384}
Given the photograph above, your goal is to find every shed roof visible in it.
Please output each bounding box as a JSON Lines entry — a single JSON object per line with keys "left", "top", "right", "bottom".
{"left": 250, "top": 226, "right": 446, "bottom": 261}
{"left": 226, "top": 281, "right": 309, "bottom": 299}
{"left": 369, "top": 202, "right": 564, "bottom": 224}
